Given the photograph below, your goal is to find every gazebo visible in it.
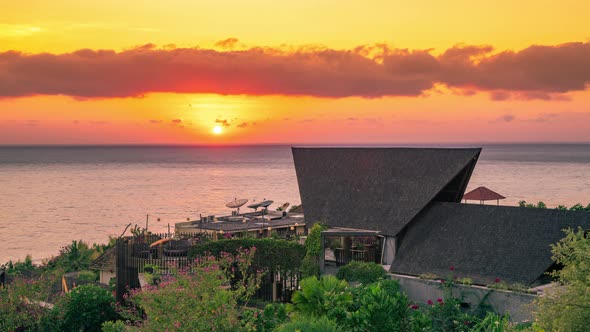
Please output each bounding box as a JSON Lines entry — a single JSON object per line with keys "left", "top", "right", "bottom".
{"left": 463, "top": 186, "right": 506, "bottom": 205}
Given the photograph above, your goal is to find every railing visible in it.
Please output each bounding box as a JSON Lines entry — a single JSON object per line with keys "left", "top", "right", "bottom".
{"left": 332, "top": 238, "right": 383, "bottom": 266}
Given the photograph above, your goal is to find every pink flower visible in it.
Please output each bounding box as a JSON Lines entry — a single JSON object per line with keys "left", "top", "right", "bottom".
{"left": 494, "top": 278, "right": 501, "bottom": 283}
{"left": 437, "top": 298, "right": 443, "bottom": 303}
{"left": 449, "top": 266, "right": 455, "bottom": 271}
{"left": 410, "top": 305, "right": 419, "bottom": 310}
{"left": 427, "top": 300, "right": 433, "bottom": 305}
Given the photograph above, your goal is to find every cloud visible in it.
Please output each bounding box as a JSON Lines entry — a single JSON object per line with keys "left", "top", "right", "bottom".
{"left": 171, "top": 119, "right": 182, "bottom": 124}
{"left": 1, "top": 42, "right": 589, "bottom": 99}
{"left": 236, "top": 122, "right": 248, "bottom": 128}
{"left": 149, "top": 119, "right": 163, "bottom": 124}
{"left": 492, "top": 114, "right": 515, "bottom": 123}
{"left": 215, "top": 118, "right": 231, "bottom": 127}
{"left": 215, "top": 37, "right": 240, "bottom": 49}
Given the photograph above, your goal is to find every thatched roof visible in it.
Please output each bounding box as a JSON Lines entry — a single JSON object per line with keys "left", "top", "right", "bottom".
{"left": 292, "top": 147, "right": 481, "bottom": 236}
{"left": 391, "top": 202, "right": 590, "bottom": 285}
{"left": 89, "top": 247, "right": 116, "bottom": 272}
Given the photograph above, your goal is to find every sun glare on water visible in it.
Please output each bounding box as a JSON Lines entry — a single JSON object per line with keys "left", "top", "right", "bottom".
{"left": 213, "top": 125, "right": 223, "bottom": 134}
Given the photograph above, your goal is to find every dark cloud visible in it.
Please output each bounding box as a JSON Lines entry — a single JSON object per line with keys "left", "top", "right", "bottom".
{"left": 215, "top": 37, "right": 240, "bottom": 49}
{"left": 497, "top": 114, "right": 515, "bottom": 122}
{"left": 171, "top": 119, "right": 182, "bottom": 124}
{"left": 1, "top": 42, "right": 589, "bottom": 99}
{"left": 215, "top": 119, "right": 230, "bottom": 127}
{"left": 236, "top": 122, "right": 248, "bottom": 128}
{"left": 149, "top": 119, "right": 163, "bottom": 124}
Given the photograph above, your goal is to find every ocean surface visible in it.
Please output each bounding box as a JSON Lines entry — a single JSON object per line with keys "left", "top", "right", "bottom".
{"left": 1, "top": 144, "right": 590, "bottom": 263}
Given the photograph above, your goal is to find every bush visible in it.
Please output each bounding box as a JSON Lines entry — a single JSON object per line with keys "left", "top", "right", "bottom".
{"left": 275, "top": 315, "right": 342, "bottom": 332}
{"left": 300, "top": 223, "right": 327, "bottom": 278}
{"left": 129, "top": 248, "right": 261, "bottom": 331}
{"left": 240, "top": 304, "right": 288, "bottom": 332}
{"left": 345, "top": 280, "right": 414, "bottom": 332}
{"left": 0, "top": 273, "right": 55, "bottom": 331}
{"left": 336, "top": 261, "right": 387, "bottom": 284}
{"left": 101, "top": 320, "right": 127, "bottom": 332}
{"left": 290, "top": 275, "right": 352, "bottom": 320}
{"left": 189, "top": 238, "right": 305, "bottom": 273}
{"left": 534, "top": 227, "right": 590, "bottom": 331}
{"left": 299, "top": 255, "right": 320, "bottom": 279}
{"left": 78, "top": 270, "right": 99, "bottom": 283}
{"left": 44, "top": 284, "right": 119, "bottom": 332}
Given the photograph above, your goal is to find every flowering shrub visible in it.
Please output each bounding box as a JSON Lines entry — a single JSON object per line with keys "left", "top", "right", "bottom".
{"left": 128, "top": 247, "right": 262, "bottom": 331}
{"left": 0, "top": 273, "right": 55, "bottom": 331}
{"left": 188, "top": 238, "right": 305, "bottom": 274}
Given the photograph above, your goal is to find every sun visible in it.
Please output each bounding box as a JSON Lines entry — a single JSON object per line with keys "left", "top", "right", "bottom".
{"left": 213, "top": 125, "right": 223, "bottom": 134}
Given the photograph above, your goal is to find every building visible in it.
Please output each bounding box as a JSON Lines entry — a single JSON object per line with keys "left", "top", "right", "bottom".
{"left": 175, "top": 210, "right": 306, "bottom": 239}
{"left": 292, "top": 147, "right": 590, "bottom": 287}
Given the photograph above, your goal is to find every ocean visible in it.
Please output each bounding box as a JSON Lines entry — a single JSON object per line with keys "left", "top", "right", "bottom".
{"left": 1, "top": 144, "right": 590, "bottom": 263}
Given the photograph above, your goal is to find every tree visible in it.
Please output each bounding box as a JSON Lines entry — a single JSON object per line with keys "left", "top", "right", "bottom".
{"left": 533, "top": 227, "right": 590, "bottom": 331}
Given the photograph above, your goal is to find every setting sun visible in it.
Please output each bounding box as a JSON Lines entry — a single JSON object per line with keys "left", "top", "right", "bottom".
{"left": 213, "top": 125, "right": 223, "bottom": 134}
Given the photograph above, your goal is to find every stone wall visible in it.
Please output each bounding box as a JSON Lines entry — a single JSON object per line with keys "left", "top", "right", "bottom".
{"left": 392, "top": 274, "right": 536, "bottom": 322}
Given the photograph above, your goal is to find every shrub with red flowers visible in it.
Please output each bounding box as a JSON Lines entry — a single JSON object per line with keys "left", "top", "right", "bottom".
{"left": 0, "top": 272, "right": 56, "bottom": 331}
{"left": 127, "top": 247, "right": 263, "bottom": 331}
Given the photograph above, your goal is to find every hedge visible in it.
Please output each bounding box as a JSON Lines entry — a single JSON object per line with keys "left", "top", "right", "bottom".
{"left": 188, "top": 238, "right": 305, "bottom": 272}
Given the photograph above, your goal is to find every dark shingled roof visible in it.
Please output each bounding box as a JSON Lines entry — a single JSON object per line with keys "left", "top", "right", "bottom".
{"left": 392, "top": 202, "right": 590, "bottom": 285}
{"left": 89, "top": 247, "right": 116, "bottom": 272}
{"left": 463, "top": 186, "right": 506, "bottom": 201}
{"left": 292, "top": 147, "right": 481, "bottom": 236}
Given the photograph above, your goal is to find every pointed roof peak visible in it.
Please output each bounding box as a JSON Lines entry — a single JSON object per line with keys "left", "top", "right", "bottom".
{"left": 463, "top": 186, "right": 506, "bottom": 201}
{"left": 292, "top": 147, "right": 481, "bottom": 236}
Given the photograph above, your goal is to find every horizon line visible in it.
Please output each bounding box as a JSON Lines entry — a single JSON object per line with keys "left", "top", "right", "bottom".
{"left": 2, "top": 141, "right": 590, "bottom": 148}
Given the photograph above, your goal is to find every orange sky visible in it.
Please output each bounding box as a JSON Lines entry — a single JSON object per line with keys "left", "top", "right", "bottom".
{"left": 1, "top": 0, "right": 590, "bottom": 144}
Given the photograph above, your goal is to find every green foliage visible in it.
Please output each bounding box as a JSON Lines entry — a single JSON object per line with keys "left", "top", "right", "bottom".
{"left": 336, "top": 261, "right": 387, "bottom": 284}
{"left": 129, "top": 248, "right": 262, "bottom": 331}
{"left": 345, "top": 280, "right": 414, "bottom": 332}
{"left": 418, "top": 272, "right": 440, "bottom": 280}
{"left": 240, "top": 304, "right": 288, "bottom": 332}
{"left": 188, "top": 237, "right": 305, "bottom": 273}
{"left": 46, "top": 240, "right": 96, "bottom": 272}
{"left": 101, "top": 320, "right": 127, "bottom": 332}
{"left": 518, "top": 200, "right": 590, "bottom": 211}
{"left": 0, "top": 272, "right": 56, "bottom": 331}
{"left": 457, "top": 277, "right": 473, "bottom": 285}
{"left": 471, "top": 312, "right": 512, "bottom": 332}
{"left": 299, "top": 255, "right": 320, "bottom": 279}
{"left": 533, "top": 227, "right": 590, "bottom": 331}
{"left": 3, "top": 254, "right": 35, "bottom": 276}
{"left": 290, "top": 275, "right": 352, "bottom": 320}
{"left": 44, "top": 284, "right": 119, "bottom": 332}
{"left": 305, "top": 223, "right": 327, "bottom": 257}
{"left": 275, "top": 315, "right": 342, "bottom": 332}
{"left": 299, "top": 223, "right": 327, "bottom": 277}
{"left": 518, "top": 201, "right": 547, "bottom": 209}
{"left": 78, "top": 270, "right": 99, "bottom": 283}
